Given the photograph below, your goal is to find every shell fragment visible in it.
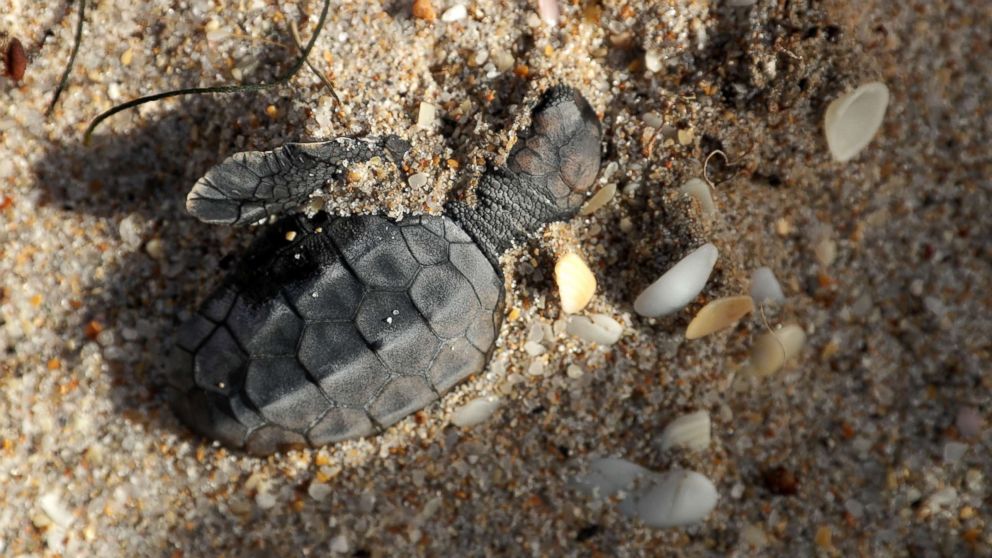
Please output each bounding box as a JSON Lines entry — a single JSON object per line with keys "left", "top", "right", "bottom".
{"left": 565, "top": 314, "right": 624, "bottom": 345}
{"left": 749, "top": 324, "right": 806, "bottom": 376}
{"left": 658, "top": 410, "right": 711, "bottom": 452}
{"left": 685, "top": 296, "right": 754, "bottom": 339}
{"left": 555, "top": 253, "right": 597, "bottom": 314}
{"left": 576, "top": 458, "right": 719, "bottom": 528}
{"left": 634, "top": 243, "right": 719, "bottom": 318}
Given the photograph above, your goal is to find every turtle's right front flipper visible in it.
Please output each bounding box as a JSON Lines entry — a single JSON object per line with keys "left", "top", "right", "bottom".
{"left": 186, "top": 136, "right": 410, "bottom": 226}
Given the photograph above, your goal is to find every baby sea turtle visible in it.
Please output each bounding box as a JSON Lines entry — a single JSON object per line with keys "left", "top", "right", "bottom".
{"left": 167, "top": 86, "right": 602, "bottom": 455}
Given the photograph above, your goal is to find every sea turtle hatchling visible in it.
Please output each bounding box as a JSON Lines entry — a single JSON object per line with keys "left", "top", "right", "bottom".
{"left": 167, "top": 86, "right": 602, "bottom": 455}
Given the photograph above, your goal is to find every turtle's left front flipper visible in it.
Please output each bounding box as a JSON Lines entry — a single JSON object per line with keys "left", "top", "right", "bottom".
{"left": 187, "top": 136, "right": 410, "bottom": 226}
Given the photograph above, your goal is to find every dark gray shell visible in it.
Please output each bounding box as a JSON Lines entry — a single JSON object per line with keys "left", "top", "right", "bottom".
{"left": 167, "top": 212, "right": 503, "bottom": 455}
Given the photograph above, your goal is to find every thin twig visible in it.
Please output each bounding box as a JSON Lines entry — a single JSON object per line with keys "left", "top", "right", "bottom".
{"left": 47, "top": 0, "right": 87, "bottom": 116}
{"left": 83, "top": 0, "right": 332, "bottom": 144}
{"left": 758, "top": 302, "right": 788, "bottom": 364}
{"left": 702, "top": 149, "right": 728, "bottom": 189}
{"left": 288, "top": 19, "right": 345, "bottom": 127}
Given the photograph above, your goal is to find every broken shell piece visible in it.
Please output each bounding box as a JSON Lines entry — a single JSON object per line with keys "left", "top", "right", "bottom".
{"left": 626, "top": 470, "right": 719, "bottom": 528}
{"left": 576, "top": 459, "right": 719, "bottom": 528}
{"left": 685, "top": 296, "right": 754, "bottom": 340}
{"left": 750, "top": 267, "right": 785, "bottom": 305}
{"left": 556, "top": 253, "right": 597, "bottom": 314}
{"left": 659, "top": 410, "right": 711, "bottom": 452}
{"left": 634, "top": 243, "right": 719, "bottom": 318}
{"left": 451, "top": 397, "right": 501, "bottom": 427}
{"left": 749, "top": 324, "right": 806, "bottom": 376}
{"left": 824, "top": 82, "right": 890, "bottom": 162}
{"left": 580, "top": 183, "right": 616, "bottom": 215}
{"left": 566, "top": 314, "right": 623, "bottom": 345}
{"left": 679, "top": 178, "right": 716, "bottom": 215}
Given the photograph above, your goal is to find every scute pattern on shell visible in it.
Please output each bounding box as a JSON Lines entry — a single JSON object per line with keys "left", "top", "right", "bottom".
{"left": 167, "top": 212, "right": 503, "bottom": 455}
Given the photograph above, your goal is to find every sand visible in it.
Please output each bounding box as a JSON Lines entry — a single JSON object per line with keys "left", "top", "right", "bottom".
{"left": 0, "top": 0, "right": 989, "bottom": 555}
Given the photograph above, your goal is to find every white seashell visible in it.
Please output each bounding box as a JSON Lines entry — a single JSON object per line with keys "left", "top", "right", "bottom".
{"left": 750, "top": 267, "right": 785, "bottom": 305}
{"left": 441, "top": 4, "right": 467, "bottom": 22}
{"left": 565, "top": 314, "right": 623, "bottom": 345}
{"left": 658, "top": 410, "right": 711, "bottom": 452}
{"left": 416, "top": 102, "right": 435, "bottom": 130}
{"left": 824, "top": 82, "right": 889, "bottom": 162}
{"left": 621, "top": 470, "right": 719, "bottom": 528}
{"left": 576, "top": 459, "right": 718, "bottom": 528}
{"left": 679, "top": 178, "right": 716, "bottom": 215}
{"left": 579, "top": 183, "right": 616, "bottom": 215}
{"left": 685, "top": 296, "right": 753, "bottom": 340}
{"left": 451, "top": 397, "right": 501, "bottom": 427}
{"left": 555, "top": 253, "right": 597, "bottom": 314}
{"left": 634, "top": 243, "right": 719, "bottom": 318}
{"left": 749, "top": 324, "right": 806, "bottom": 376}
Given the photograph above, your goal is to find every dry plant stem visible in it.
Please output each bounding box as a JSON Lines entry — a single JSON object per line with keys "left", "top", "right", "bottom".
{"left": 758, "top": 302, "right": 788, "bottom": 364}
{"left": 47, "top": 0, "right": 87, "bottom": 116}
{"left": 289, "top": 19, "right": 346, "bottom": 127}
{"left": 83, "top": 0, "right": 332, "bottom": 143}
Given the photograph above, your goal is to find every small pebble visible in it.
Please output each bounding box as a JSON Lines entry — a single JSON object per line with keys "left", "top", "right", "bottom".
{"left": 417, "top": 102, "right": 435, "bottom": 130}
{"left": 644, "top": 50, "right": 662, "bottom": 72}
{"left": 524, "top": 341, "right": 546, "bottom": 356}
{"left": 441, "top": 4, "right": 467, "bottom": 22}
{"left": 527, "top": 360, "right": 545, "bottom": 376}
{"left": 956, "top": 406, "right": 983, "bottom": 439}
{"left": 308, "top": 482, "right": 333, "bottom": 501}
{"left": 409, "top": 173, "right": 429, "bottom": 188}
{"left": 411, "top": 0, "right": 436, "bottom": 21}
{"left": 943, "top": 441, "right": 968, "bottom": 464}
{"left": 566, "top": 364, "right": 584, "bottom": 379}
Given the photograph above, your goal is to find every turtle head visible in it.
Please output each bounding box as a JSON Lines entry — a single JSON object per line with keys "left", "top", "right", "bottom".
{"left": 505, "top": 85, "right": 603, "bottom": 215}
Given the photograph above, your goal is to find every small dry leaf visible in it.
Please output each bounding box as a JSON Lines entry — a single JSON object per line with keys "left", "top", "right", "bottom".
{"left": 685, "top": 296, "right": 754, "bottom": 339}
{"left": 555, "top": 253, "right": 596, "bottom": 314}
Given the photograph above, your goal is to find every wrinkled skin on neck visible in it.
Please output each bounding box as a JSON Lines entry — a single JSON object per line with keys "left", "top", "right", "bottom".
{"left": 445, "top": 86, "right": 602, "bottom": 264}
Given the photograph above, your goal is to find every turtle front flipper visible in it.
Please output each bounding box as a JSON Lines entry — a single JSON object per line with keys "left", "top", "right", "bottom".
{"left": 186, "top": 136, "right": 410, "bottom": 226}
